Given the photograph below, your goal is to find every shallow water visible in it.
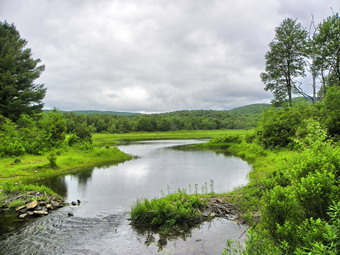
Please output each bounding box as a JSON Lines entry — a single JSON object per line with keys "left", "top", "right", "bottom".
{"left": 0, "top": 140, "right": 250, "bottom": 254}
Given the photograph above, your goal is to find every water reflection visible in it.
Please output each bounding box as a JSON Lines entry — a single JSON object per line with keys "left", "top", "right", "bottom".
{"left": 132, "top": 220, "right": 203, "bottom": 252}
{"left": 0, "top": 140, "right": 251, "bottom": 254}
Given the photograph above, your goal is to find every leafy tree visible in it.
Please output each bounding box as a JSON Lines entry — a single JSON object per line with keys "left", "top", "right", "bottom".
{"left": 313, "top": 13, "right": 340, "bottom": 97}
{"left": 0, "top": 21, "right": 46, "bottom": 121}
{"left": 321, "top": 86, "right": 340, "bottom": 138}
{"left": 261, "top": 18, "right": 308, "bottom": 107}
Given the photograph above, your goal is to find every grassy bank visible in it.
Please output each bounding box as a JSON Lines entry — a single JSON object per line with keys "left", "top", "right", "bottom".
{"left": 93, "top": 129, "right": 253, "bottom": 146}
{"left": 199, "top": 140, "right": 296, "bottom": 217}
{"left": 0, "top": 146, "right": 132, "bottom": 185}
{"left": 1, "top": 129, "right": 248, "bottom": 209}
{"left": 0, "top": 146, "right": 132, "bottom": 208}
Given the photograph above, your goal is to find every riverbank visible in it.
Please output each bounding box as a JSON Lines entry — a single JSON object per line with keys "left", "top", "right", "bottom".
{"left": 1, "top": 129, "right": 251, "bottom": 216}
{"left": 93, "top": 129, "right": 253, "bottom": 146}
{"left": 129, "top": 135, "right": 298, "bottom": 232}
{"left": 196, "top": 138, "right": 298, "bottom": 222}
{"left": 0, "top": 146, "right": 132, "bottom": 211}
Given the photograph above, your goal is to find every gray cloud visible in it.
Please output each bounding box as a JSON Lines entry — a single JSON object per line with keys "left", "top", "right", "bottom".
{"left": 1, "top": 0, "right": 338, "bottom": 112}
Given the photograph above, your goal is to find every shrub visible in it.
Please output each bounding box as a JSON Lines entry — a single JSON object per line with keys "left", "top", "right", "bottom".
{"left": 47, "top": 152, "right": 58, "bottom": 168}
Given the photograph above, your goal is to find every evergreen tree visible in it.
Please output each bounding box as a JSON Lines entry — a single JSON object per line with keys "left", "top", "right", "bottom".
{"left": 0, "top": 21, "right": 46, "bottom": 121}
{"left": 261, "top": 18, "right": 308, "bottom": 107}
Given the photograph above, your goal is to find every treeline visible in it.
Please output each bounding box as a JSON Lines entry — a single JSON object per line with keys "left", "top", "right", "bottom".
{"left": 62, "top": 110, "right": 260, "bottom": 134}
{"left": 0, "top": 110, "right": 92, "bottom": 157}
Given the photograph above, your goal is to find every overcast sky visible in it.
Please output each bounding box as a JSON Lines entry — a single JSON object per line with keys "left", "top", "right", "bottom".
{"left": 1, "top": 0, "right": 338, "bottom": 112}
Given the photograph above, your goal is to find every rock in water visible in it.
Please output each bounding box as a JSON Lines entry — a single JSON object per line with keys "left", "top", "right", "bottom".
{"left": 26, "top": 200, "right": 38, "bottom": 210}
{"left": 33, "top": 210, "right": 48, "bottom": 215}
{"left": 19, "top": 213, "right": 28, "bottom": 219}
{"left": 51, "top": 201, "right": 61, "bottom": 208}
{"left": 15, "top": 205, "right": 26, "bottom": 212}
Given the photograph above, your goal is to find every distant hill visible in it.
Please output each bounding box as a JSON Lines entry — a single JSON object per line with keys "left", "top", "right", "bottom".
{"left": 44, "top": 110, "right": 140, "bottom": 116}
{"left": 228, "top": 103, "right": 271, "bottom": 114}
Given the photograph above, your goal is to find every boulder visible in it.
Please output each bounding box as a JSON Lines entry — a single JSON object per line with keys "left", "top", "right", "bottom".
{"left": 15, "top": 205, "right": 26, "bottom": 212}
{"left": 26, "top": 200, "right": 38, "bottom": 210}
{"left": 33, "top": 210, "right": 48, "bottom": 216}
{"left": 19, "top": 213, "right": 28, "bottom": 219}
{"left": 39, "top": 201, "right": 46, "bottom": 206}
{"left": 51, "top": 201, "right": 61, "bottom": 208}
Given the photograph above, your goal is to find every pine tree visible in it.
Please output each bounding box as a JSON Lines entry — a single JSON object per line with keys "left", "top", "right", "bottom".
{"left": 0, "top": 21, "right": 46, "bottom": 121}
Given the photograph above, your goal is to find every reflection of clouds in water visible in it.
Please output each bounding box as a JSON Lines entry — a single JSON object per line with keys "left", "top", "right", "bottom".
{"left": 0, "top": 140, "right": 251, "bottom": 254}
{"left": 121, "top": 162, "right": 150, "bottom": 179}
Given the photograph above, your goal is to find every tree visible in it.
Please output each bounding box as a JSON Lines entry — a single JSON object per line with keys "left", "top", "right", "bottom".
{"left": 40, "top": 109, "right": 67, "bottom": 147}
{"left": 261, "top": 18, "right": 308, "bottom": 107}
{"left": 313, "top": 13, "right": 340, "bottom": 97}
{"left": 0, "top": 21, "right": 46, "bottom": 121}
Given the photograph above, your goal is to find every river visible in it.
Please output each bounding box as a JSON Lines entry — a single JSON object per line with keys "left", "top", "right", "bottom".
{"left": 0, "top": 140, "right": 251, "bottom": 254}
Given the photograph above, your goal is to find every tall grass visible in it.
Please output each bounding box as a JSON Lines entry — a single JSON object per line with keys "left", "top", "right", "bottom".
{"left": 130, "top": 192, "right": 207, "bottom": 234}
{"left": 93, "top": 129, "right": 253, "bottom": 146}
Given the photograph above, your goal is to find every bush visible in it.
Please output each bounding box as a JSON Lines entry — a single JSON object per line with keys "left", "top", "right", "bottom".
{"left": 47, "top": 152, "right": 58, "bottom": 168}
{"left": 212, "top": 135, "right": 242, "bottom": 144}
{"left": 257, "top": 106, "right": 317, "bottom": 148}
{"left": 245, "top": 122, "right": 340, "bottom": 254}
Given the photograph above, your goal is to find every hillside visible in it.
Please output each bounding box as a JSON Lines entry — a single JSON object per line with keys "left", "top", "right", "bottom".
{"left": 228, "top": 103, "right": 271, "bottom": 114}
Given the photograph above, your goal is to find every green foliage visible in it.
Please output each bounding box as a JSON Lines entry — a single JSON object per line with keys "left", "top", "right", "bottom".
{"left": 2, "top": 182, "right": 56, "bottom": 195}
{"left": 130, "top": 192, "right": 206, "bottom": 234}
{"left": 313, "top": 13, "right": 340, "bottom": 94}
{"left": 47, "top": 152, "right": 58, "bottom": 168}
{"left": 40, "top": 108, "right": 67, "bottom": 147}
{"left": 261, "top": 18, "right": 308, "bottom": 106}
{"left": 0, "top": 21, "right": 46, "bottom": 121}
{"left": 321, "top": 86, "right": 340, "bottom": 138}
{"left": 257, "top": 107, "right": 303, "bottom": 148}
{"left": 244, "top": 121, "right": 340, "bottom": 254}
{"left": 63, "top": 109, "right": 260, "bottom": 134}
{"left": 0, "top": 115, "right": 25, "bottom": 156}
{"left": 211, "top": 135, "right": 242, "bottom": 144}
{"left": 74, "top": 122, "right": 93, "bottom": 143}
{"left": 222, "top": 240, "right": 244, "bottom": 255}
{"left": 0, "top": 110, "right": 68, "bottom": 156}
{"left": 8, "top": 199, "right": 26, "bottom": 208}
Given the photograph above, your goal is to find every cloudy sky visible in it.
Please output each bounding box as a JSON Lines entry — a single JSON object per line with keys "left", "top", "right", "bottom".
{"left": 1, "top": 0, "right": 338, "bottom": 112}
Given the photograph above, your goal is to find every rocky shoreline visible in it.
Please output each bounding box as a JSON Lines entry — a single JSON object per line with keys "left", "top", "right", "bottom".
{"left": 0, "top": 190, "right": 65, "bottom": 218}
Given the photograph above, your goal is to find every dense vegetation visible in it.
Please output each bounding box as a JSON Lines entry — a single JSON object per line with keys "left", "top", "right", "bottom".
{"left": 62, "top": 109, "right": 261, "bottom": 134}
{"left": 129, "top": 13, "right": 340, "bottom": 254}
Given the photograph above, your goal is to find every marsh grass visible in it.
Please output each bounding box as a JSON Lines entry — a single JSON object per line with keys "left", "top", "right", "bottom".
{"left": 92, "top": 129, "right": 253, "bottom": 146}
{"left": 130, "top": 192, "right": 207, "bottom": 234}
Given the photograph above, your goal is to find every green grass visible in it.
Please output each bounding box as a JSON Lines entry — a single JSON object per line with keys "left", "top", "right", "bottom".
{"left": 93, "top": 129, "right": 253, "bottom": 146}
{"left": 196, "top": 138, "right": 301, "bottom": 223}
{"left": 130, "top": 192, "right": 208, "bottom": 234}
{"left": 0, "top": 146, "right": 132, "bottom": 186}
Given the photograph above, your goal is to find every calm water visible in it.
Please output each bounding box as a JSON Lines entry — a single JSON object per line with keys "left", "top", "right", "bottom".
{"left": 0, "top": 140, "right": 250, "bottom": 254}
